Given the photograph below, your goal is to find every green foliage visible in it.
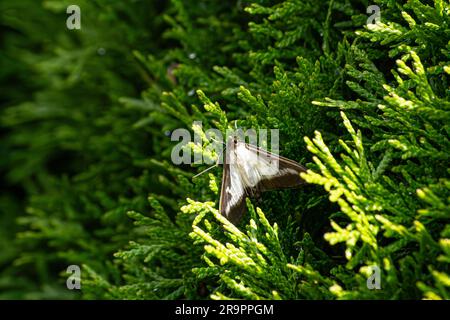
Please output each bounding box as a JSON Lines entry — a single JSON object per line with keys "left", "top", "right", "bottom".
{"left": 184, "top": 199, "right": 335, "bottom": 299}
{"left": 1, "top": 0, "right": 448, "bottom": 300}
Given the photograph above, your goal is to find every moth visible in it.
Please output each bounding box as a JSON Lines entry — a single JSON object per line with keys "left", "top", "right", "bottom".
{"left": 219, "top": 137, "right": 307, "bottom": 224}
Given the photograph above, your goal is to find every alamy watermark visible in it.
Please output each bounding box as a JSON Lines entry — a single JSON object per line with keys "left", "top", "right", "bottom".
{"left": 367, "top": 5, "right": 381, "bottom": 25}
{"left": 66, "top": 265, "right": 81, "bottom": 290}
{"left": 66, "top": 5, "right": 81, "bottom": 30}
{"left": 170, "top": 122, "right": 279, "bottom": 166}
{"left": 366, "top": 265, "right": 381, "bottom": 290}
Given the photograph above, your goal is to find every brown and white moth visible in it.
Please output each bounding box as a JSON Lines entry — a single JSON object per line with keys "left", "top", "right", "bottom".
{"left": 219, "top": 136, "right": 307, "bottom": 224}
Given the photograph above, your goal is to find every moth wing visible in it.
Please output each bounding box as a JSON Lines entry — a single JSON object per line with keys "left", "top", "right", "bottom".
{"left": 219, "top": 161, "right": 247, "bottom": 224}
{"left": 238, "top": 143, "right": 307, "bottom": 192}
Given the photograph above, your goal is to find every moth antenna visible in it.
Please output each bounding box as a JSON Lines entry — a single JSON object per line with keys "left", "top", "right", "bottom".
{"left": 210, "top": 137, "right": 226, "bottom": 146}
{"left": 192, "top": 147, "right": 225, "bottom": 179}
{"left": 192, "top": 164, "right": 218, "bottom": 179}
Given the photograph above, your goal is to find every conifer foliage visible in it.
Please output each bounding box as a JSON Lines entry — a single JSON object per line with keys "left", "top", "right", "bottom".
{"left": 0, "top": 0, "right": 448, "bottom": 299}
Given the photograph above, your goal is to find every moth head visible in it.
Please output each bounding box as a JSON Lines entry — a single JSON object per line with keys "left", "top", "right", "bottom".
{"left": 225, "top": 135, "right": 241, "bottom": 164}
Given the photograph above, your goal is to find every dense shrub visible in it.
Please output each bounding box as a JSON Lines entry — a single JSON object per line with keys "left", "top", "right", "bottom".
{"left": 1, "top": 0, "right": 448, "bottom": 299}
